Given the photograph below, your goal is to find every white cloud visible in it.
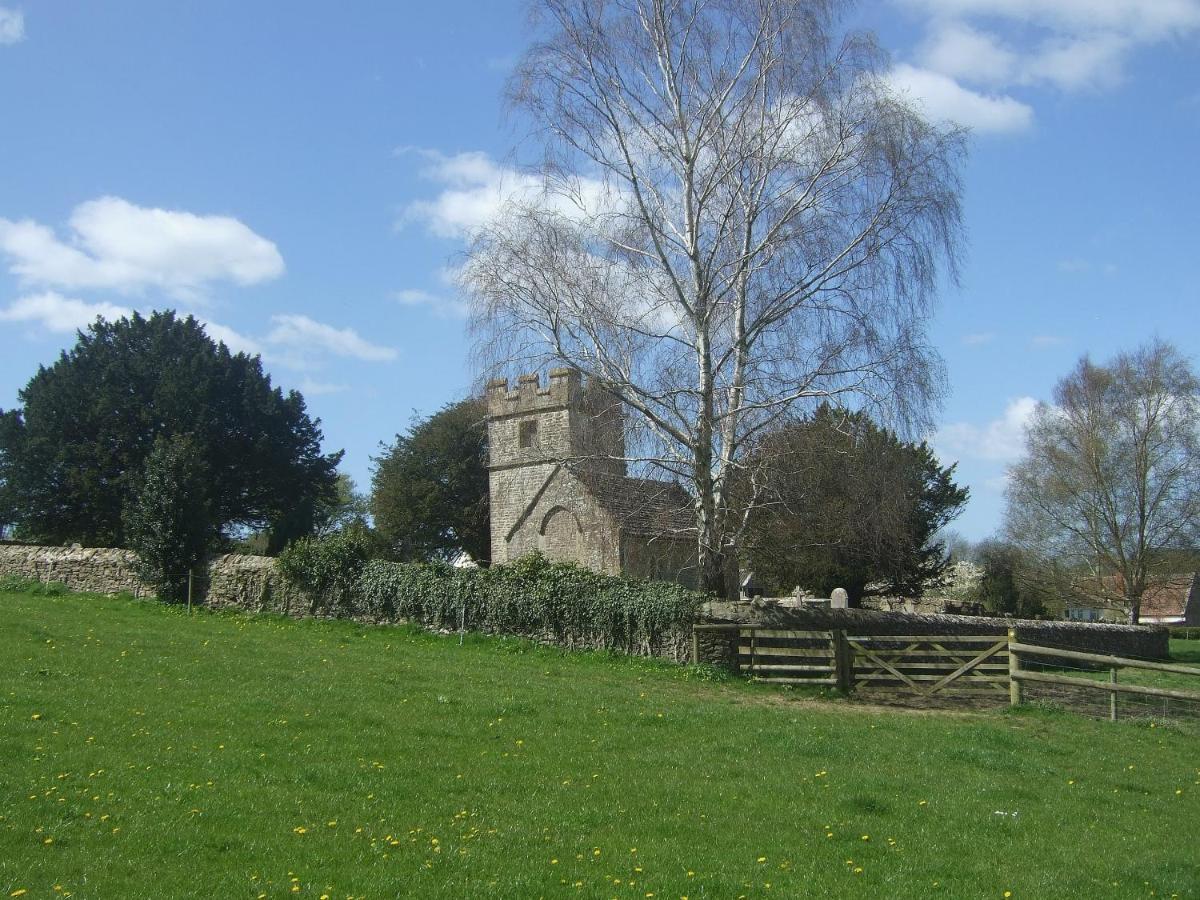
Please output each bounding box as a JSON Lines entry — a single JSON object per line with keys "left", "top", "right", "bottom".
{"left": 297, "top": 377, "right": 349, "bottom": 396}
{"left": 0, "top": 7, "right": 23, "bottom": 45}
{"left": 0, "top": 7, "right": 23, "bottom": 44}
{"left": 0, "top": 196, "right": 284, "bottom": 299}
{"left": 920, "top": 21, "right": 1017, "bottom": 85}
{"left": 197, "top": 318, "right": 263, "bottom": 356}
{"left": 399, "top": 148, "right": 614, "bottom": 240}
{"left": 266, "top": 314, "right": 397, "bottom": 363}
{"left": 886, "top": 64, "right": 1034, "bottom": 133}
{"left": 1030, "top": 334, "right": 1066, "bottom": 348}
{"left": 899, "top": 0, "right": 1200, "bottom": 42}
{"left": 962, "top": 331, "right": 996, "bottom": 345}
{"left": 1024, "top": 33, "right": 1130, "bottom": 91}
{"left": 394, "top": 287, "right": 469, "bottom": 319}
{"left": 897, "top": 0, "right": 1200, "bottom": 107}
{"left": 0, "top": 291, "right": 132, "bottom": 333}
{"left": 935, "top": 396, "right": 1038, "bottom": 463}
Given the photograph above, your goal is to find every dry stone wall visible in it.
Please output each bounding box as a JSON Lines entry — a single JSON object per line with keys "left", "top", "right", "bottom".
{"left": 0, "top": 544, "right": 146, "bottom": 596}
{"left": 0, "top": 543, "right": 304, "bottom": 612}
{"left": 699, "top": 601, "right": 1171, "bottom": 667}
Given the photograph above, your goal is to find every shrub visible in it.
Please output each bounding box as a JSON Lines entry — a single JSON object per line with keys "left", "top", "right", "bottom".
{"left": 124, "top": 434, "right": 216, "bottom": 603}
{"left": 359, "top": 552, "right": 705, "bottom": 657}
{"left": 277, "top": 527, "right": 373, "bottom": 615}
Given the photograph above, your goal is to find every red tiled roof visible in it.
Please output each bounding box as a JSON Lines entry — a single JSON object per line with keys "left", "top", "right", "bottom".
{"left": 1139, "top": 575, "right": 1196, "bottom": 618}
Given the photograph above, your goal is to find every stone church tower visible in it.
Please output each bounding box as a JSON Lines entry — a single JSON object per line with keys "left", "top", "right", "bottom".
{"left": 486, "top": 368, "right": 697, "bottom": 584}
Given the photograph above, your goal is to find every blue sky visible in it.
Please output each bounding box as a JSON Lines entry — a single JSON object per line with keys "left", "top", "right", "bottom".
{"left": 1, "top": 0, "right": 1197, "bottom": 541}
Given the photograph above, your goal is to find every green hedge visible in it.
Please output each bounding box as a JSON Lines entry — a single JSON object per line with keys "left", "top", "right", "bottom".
{"left": 359, "top": 552, "right": 706, "bottom": 656}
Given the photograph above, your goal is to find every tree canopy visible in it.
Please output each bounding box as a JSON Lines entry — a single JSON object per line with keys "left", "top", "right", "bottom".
{"left": 0, "top": 311, "right": 341, "bottom": 551}
{"left": 463, "top": 0, "right": 965, "bottom": 592}
{"left": 370, "top": 398, "right": 490, "bottom": 564}
{"left": 1005, "top": 340, "right": 1200, "bottom": 623}
{"left": 743, "top": 405, "right": 968, "bottom": 602}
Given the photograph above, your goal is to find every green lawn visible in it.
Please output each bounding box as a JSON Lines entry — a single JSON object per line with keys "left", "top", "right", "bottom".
{"left": 2, "top": 588, "right": 1198, "bottom": 899}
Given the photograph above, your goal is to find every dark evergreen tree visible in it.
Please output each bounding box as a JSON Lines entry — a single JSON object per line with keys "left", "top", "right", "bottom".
{"left": 123, "top": 434, "right": 214, "bottom": 601}
{"left": 744, "top": 405, "right": 968, "bottom": 603}
{"left": 0, "top": 311, "right": 341, "bottom": 549}
{"left": 371, "top": 398, "right": 490, "bottom": 564}
{"left": 973, "top": 540, "right": 1047, "bottom": 618}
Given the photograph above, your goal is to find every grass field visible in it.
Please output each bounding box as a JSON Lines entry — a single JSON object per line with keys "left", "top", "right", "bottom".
{"left": 2, "top": 587, "right": 1198, "bottom": 899}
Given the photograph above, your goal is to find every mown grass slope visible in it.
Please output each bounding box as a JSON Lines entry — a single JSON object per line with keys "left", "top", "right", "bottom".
{"left": 2, "top": 588, "right": 1198, "bottom": 898}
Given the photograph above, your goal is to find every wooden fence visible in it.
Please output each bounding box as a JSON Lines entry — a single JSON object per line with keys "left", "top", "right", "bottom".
{"left": 693, "top": 624, "right": 1200, "bottom": 715}
{"left": 1009, "top": 638, "right": 1200, "bottom": 721}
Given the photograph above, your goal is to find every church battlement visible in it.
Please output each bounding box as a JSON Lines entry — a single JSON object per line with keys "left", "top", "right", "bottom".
{"left": 486, "top": 367, "right": 624, "bottom": 474}
{"left": 486, "top": 368, "right": 581, "bottom": 418}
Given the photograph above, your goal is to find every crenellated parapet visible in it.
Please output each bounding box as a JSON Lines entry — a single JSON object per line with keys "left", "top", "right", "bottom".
{"left": 486, "top": 368, "right": 582, "bottom": 419}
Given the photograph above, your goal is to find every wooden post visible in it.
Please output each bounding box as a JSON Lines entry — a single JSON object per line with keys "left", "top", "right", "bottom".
{"left": 691, "top": 627, "right": 699, "bottom": 666}
{"left": 749, "top": 627, "right": 757, "bottom": 678}
{"left": 1109, "top": 668, "right": 1118, "bottom": 722}
{"left": 187, "top": 570, "right": 194, "bottom": 615}
{"left": 833, "top": 630, "right": 852, "bottom": 693}
{"left": 1008, "top": 629, "right": 1022, "bottom": 706}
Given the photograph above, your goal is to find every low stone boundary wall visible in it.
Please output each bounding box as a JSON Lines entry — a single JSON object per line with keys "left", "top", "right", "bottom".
{"left": 697, "top": 601, "right": 1170, "bottom": 667}
{"left": 0, "top": 544, "right": 304, "bottom": 612}
{"left": 0, "top": 544, "right": 145, "bottom": 596}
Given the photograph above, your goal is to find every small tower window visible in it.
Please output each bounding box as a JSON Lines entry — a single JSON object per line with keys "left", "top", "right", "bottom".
{"left": 519, "top": 420, "right": 539, "bottom": 448}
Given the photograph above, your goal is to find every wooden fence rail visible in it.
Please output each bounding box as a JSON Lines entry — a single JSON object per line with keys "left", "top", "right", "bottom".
{"left": 1007, "top": 631, "right": 1200, "bottom": 720}
{"left": 692, "top": 624, "right": 1200, "bottom": 720}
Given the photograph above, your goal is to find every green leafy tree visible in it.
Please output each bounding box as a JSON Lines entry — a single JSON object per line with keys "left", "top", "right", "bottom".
{"left": 123, "top": 434, "right": 215, "bottom": 602}
{"left": 1005, "top": 340, "right": 1200, "bottom": 623}
{"left": 277, "top": 526, "right": 374, "bottom": 616}
{"left": 973, "top": 539, "right": 1047, "bottom": 618}
{"left": 0, "top": 311, "right": 341, "bottom": 549}
{"left": 314, "top": 473, "right": 370, "bottom": 537}
{"left": 744, "top": 405, "right": 968, "bottom": 603}
{"left": 371, "top": 398, "right": 490, "bottom": 564}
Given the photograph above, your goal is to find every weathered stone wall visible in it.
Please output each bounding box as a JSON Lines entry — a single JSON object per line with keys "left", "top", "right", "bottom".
{"left": 202, "top": 553, "right": 307, "bottom": 614}
{"left": 0, "top": 544, "right": 147, "bottom": 596}
{"left": 0, "top": 544, "right": 305, "bottom": 612}
{"left": 698, "top": 601, "right": 1171, "bottom": 667}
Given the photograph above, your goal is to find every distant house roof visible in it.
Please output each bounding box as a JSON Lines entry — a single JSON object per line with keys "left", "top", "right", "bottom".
{"left": 1084, "top": 572, "right": 1199, "bottom": 625}
{"left": 1138, "top": 575, "right": 1198, "bottom": 623}
{"left": 577, "top": 471, "right": 695, "bottom": 538}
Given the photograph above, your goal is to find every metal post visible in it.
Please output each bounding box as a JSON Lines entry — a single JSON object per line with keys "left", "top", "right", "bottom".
{"left": 1109, "top": 668, "right": 1118, "bottom": 722}
{"left": 1008, "top": 629, "right": 1022, "bottom": 706}
{"left": 187, "top": 570, "right": 194, "bottom": 614}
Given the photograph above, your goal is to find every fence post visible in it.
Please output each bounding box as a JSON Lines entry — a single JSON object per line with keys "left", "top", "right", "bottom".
{"left": 1109, "top": 668, "right": 1118, "bottom": 721}
{"left": 691, "top": 627, "right": 699, "bottom": 666}
{"left": 749, "top": 626, "right": 757, "bottom": 678}
{"left": 187, "top": 570, "right": 194, "bottom": 615}
{"left": 833, "top": 629, "right": 852, "bottom": 693}
{"left": 1008, "top": 629, "right": 1022, "bottom": 707}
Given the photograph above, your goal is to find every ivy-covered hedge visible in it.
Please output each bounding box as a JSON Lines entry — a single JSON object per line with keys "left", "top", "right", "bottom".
{"left": 273, "top": 534, "right": 707, "bottom": 660}
{"left": 358, "top": 553, "right": 705, "bottom": 659}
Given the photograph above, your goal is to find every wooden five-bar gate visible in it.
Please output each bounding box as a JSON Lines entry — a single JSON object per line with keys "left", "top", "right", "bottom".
{"left": 694, "top": 625, "right": 1011, "bottom": 699}
{"left": 692, "top": 625, "right": 1200, "bottom": 717}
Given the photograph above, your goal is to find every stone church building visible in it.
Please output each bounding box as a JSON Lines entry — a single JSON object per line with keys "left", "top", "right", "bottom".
{"left": 486, "top": 368, "right": 699, "bottom": 587}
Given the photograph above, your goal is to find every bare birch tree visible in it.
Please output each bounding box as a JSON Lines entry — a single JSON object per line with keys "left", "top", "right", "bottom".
{"left": 462, "top": 0, "right": 965, "bottom": 593}
{"left": 1005, "top": 341, "right": 1200, "bottom": 624}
